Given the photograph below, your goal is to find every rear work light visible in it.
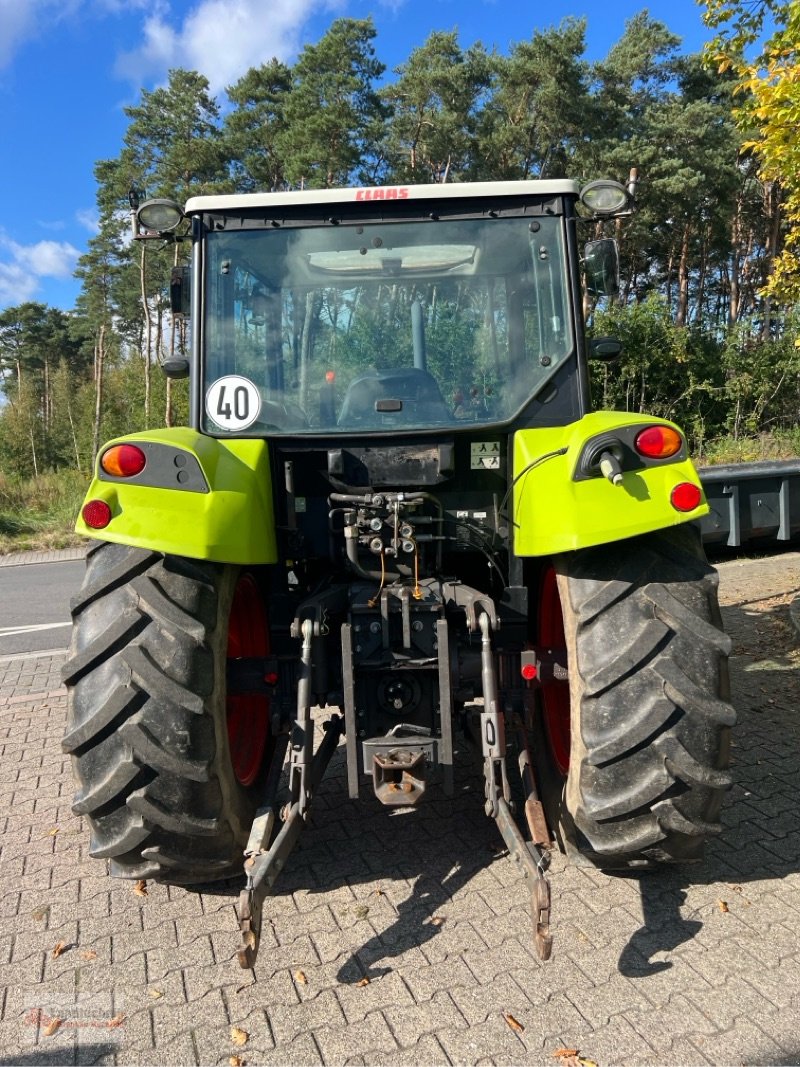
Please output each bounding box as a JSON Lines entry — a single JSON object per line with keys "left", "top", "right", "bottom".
{"left": 82, "top": 500, "right": 112, "bottom": 529}
{"left": 635, "top": 425, "right": 682, "bottom": 459}
{"left": 671, "top": 482, "right": 703, "bottom": 513}
{"left": 101, "top": 444, "right": 146, "bottom": 478}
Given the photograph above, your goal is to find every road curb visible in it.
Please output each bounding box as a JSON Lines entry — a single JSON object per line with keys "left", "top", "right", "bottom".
{"left": 0, "top": 545, "right": 90, "bottom": 568}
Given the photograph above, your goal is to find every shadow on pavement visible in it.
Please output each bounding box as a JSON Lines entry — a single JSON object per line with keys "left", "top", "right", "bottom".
{"left": 184, "top": 586, "right": 800, "bottom": 994}
{"left": 0, "top": 1043, "right": 117, "bottom": 1066}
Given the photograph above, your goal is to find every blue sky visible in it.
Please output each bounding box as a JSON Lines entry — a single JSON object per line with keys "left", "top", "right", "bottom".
{"left": 0, "top": 0, "right": 712, "bottom": 313}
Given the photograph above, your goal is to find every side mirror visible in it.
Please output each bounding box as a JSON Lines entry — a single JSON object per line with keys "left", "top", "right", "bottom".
{"left": 584, "top": 239, "right": 620, "bottom": 297}
{"left": 170, "top": 265, "right": 191, "bottom": 317}
{"left": 589, "top": 337, "right": 623, "bottom": 361}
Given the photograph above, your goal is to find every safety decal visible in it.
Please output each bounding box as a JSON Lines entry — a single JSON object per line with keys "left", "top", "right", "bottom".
{"left": 470, "top": 441, "right": 502, "bottom": 470}
{"left": 205, "top": 376, "right": 261, "bottom": 431}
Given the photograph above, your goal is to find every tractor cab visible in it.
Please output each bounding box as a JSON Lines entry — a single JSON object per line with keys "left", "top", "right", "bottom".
{"left": 194, "top": 187, "right": 577, "bottom": 438}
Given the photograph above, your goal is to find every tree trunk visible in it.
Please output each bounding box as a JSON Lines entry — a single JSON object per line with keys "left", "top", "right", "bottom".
{"left": 92, "top": 324, "right": 106, "bottom": 464}
{"left": 43, "top": 356, "right": 50, "bottom": 435}
{"left": 66, "top": 387, "right": 82, "bottom": 473}
{"left": 761, "top": 180, "right": 782, "bottom": 342}
{"left": 676, "top": 224, "right": 691, "bottom": 328}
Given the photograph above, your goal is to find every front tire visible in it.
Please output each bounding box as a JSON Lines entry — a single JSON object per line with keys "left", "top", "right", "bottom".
{"left": 534, "top": 525, "right": 735, "bottom": 868}
{"left": 62, "top": 542, "right": 273, "bottom": 884}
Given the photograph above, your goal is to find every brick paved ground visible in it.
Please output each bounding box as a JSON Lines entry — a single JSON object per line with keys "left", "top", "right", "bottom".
{"left": 1, "top": 554, "right": 800, "bottom": 1066}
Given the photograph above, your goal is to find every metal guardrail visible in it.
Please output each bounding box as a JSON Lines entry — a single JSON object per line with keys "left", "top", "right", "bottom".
{"left": 697, "top": 460, "right": 800, "bottom": 549}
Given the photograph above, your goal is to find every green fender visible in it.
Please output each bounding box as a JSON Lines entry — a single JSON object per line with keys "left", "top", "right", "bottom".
{"left": 512, "top": 412, "right": 708, "bottom": 556}
{"left": 76, "top": 428, "right": 278, "bottom": 564}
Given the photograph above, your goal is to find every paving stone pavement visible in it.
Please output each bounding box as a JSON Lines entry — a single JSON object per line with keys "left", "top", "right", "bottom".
{"left": 1, "top": 555, "right": 800, "bottom": 1066}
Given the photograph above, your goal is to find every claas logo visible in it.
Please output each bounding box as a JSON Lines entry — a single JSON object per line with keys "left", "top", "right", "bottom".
{"left": 355, "top": 188, "right": 410, "bottom": 201}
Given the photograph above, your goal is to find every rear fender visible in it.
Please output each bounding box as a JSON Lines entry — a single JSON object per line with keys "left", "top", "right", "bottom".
{"left": 513, "top": 412, "right": 707, "bottom": 557}
{"left": 75, "top": 428, "right": 277, "bottom": 564}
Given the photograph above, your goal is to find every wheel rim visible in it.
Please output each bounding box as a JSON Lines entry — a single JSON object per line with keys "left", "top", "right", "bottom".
{"left": 538, "top": 565, "right": 571, "bottom": 776}
{"left": 226, "top": 574, "right": 273, "bottom": 788}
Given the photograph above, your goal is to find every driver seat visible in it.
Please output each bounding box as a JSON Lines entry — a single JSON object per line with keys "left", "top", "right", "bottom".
{"left": 338, "top": 368, "right": 451, "bottom": 427}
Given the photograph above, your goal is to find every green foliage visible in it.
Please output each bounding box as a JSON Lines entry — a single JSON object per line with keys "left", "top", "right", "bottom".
{"left": 718, "top": 318, "right": 800, "bottom": 436}
{"left": 589, "top": 295, "right": 728, "bottom": 451}
{"left": 478, "top": 20, "right": 588, "bottom": 180}
{"left": 276, "top": 19, "right": 386, "bottom": 188}
{"left": 701, "top": 0, "right": 800, "bottom": 304}
{"left": 224, "top": 59, "right": 292, "bottom": 192}
{"left": 381, "top": 31, "right": 492, "bottom": 183}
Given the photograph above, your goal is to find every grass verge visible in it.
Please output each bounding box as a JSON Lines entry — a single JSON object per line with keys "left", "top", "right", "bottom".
{"left": 697, "top": 430, "right": 800, "bottom": 466}
{"left": 0, "top": 470, "right": 88, "bottom": 555}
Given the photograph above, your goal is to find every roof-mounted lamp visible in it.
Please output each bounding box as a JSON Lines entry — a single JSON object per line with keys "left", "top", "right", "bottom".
{"left": 136, "top": 198, "right": 185, "bottom": 235}
{"left": 579, "top": 180, "right": 633, "bottom": 218}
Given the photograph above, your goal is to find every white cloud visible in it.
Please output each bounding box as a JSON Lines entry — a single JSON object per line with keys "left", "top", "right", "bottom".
{"left": 0, "top": 263, "right": 39, "bottom": 305}
{"left": 5, "top": 238, "right": 80, "bottom": 278}
{"left": 76, "top": 208, "right": 100, "bottom": 234}
{"left": 0, "top": 0, "right": 83, "bottom": 69}
{"left": 0, "top": 0, "right": 41, "bottom": 67}
{"left": 1, "top": 0, "right": 346, "bottom": 87}
{"left": 116, "top": 0, "right": 334, "bottom": 93}
{"left": 0, "top": 234, "right": 80, "bottom": 306}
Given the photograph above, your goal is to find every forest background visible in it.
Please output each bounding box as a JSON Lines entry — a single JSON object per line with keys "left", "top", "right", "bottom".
{"left": 0, "top": 5, "right": 798, "bottom": 549}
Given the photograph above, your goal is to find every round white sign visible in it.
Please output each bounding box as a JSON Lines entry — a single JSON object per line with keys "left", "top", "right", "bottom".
{"left": 205, "top": 376, "right": 261, "bottom": 431}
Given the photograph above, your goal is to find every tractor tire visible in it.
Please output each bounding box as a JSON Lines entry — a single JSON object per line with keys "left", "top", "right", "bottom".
{"left": 62, "top": 542, "right": 274, "bottom": 884}
{"left": 534, "top": 524, "right": 735, "bottom": 869}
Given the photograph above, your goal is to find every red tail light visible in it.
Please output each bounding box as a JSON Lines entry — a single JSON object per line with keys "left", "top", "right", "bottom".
{"left": 635, "top": 425, "right": 682, "bottom": 459}
{"left": 101, "top": 444, "right": 146, "bottom": 478}
{"left": 82, "top": 500, "right": 112, "bottom": 529}
{"left": 671, "top": 482, "right": 702, "bottom": 512}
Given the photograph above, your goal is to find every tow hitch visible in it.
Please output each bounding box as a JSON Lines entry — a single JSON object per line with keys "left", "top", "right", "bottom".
{"left": 237, "top": 617, "right": 344, "bottom": 969}
{"left": 477, "top": 612, "right": 553, "bottom": 960}
{"left": 237, "top": 611, "right": 555, "bottom": 969}
{"left": 236, "top": 714, "right": 343, "bottom": 968}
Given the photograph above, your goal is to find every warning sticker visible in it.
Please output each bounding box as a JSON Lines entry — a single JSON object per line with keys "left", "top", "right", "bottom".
{"left": 470, "top": 441, "right": 502, "bottom": 470}
{"left": 205, "top": 376, "right": 261, "bottom": 431}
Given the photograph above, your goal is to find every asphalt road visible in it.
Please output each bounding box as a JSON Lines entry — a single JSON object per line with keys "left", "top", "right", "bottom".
{"left": 0, "top": 557, "right": 85, "bottom": 657}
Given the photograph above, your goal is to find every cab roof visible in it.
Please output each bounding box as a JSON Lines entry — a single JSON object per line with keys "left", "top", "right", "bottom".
{"left": 185, "top": 179, "right": 581, "bottom": 214}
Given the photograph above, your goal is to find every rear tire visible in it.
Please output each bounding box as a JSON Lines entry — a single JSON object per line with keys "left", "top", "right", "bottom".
{"left": 534, "top": 525, "right": 735, "bottom": 868}
{"left": 62, "top": 542, "right": 272, "bottom": 884}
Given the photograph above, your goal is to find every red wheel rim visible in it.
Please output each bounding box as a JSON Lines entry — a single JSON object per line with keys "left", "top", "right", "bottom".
{"left": 538, "top": 566, "right": 571, "bottom": 776}
{"left": 226, "top": 574, "right": 273, "bottom": 787}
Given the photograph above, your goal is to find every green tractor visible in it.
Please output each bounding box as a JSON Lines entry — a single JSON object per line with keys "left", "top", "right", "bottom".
{"left": 63, "top": 178, "right": 734, "bottom": 965}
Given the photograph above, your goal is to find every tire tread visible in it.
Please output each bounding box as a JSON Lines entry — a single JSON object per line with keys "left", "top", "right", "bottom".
{"left": 557, "top": 526, "right": 735, "bottom": 868}
{"left": 63, "top": 544, "right": 260, "bottom": 884}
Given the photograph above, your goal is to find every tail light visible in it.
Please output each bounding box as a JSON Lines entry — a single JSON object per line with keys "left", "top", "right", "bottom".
{"left": 635, "top": 425, "right": 682, "bottom": 459}
{"left": 101, "top": 444, "right": 146, "bottom": 478}
{"left": 82, "top": 500, "right": 112, "bottom": 529}
{"left": 671, "top": 482, "right": 702, "bottom": 512}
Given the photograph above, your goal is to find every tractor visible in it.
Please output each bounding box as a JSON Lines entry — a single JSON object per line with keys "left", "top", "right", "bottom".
{"left": 63, "top": 177, "right": 734, "bottom": 965}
